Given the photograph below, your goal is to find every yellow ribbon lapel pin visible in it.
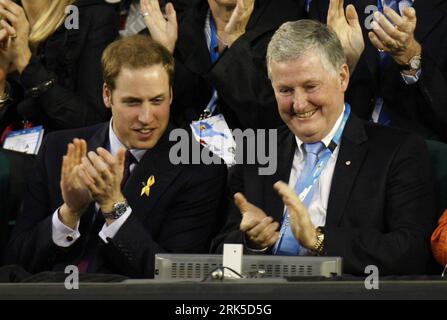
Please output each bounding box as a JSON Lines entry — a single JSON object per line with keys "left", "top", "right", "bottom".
{"left": 140, "top": 175, "right": 155, "bottom": 197}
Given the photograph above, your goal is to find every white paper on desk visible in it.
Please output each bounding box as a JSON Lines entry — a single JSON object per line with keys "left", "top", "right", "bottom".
{"left": 3, "top": 126, "right": 44, "bottom": 155}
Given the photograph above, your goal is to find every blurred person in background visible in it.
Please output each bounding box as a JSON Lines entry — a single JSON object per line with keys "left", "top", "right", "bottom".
{"left": 0, "top": 0, "right": 118, "bottom": 136}
{"left": 140, "top": 0, "right": 306, "bottom": 130}
{"left": 432, "top": 209, "right": 447, "bottom": 269}
{"left": 309, "top": 0, "right": 447, "bottom": 142}
{"left": 0, "top": 0, "right": 118, "bottom": 265}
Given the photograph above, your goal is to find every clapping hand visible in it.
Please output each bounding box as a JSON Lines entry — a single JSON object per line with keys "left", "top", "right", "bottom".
{"left": 220, "top": 0, "right": 255, "bottom": 47}
{"left": 327, "top": 0, "right": 364, "bottom": 73}
{"left": 0, "top": 0, "right": 32, "bottom": 73}
{"left": 140, "top": 0, "right": 178, "bottom": 53}
{"left": 59, "top": 139, "right": 93, "bottom": 229}
{"left": 234, "top": 192, "right": 279, "bottom": 249}
{"left": 368, "top": 6, "right": 421, "bottom": 71}
{"left": 274, "top": 181, "right": 317, "bottom": 250}
{"left": 76, "top": 147, "right": 126, "bottom": 216}
{"left": 0, "top": 26, "right": 11, "bottom": 84}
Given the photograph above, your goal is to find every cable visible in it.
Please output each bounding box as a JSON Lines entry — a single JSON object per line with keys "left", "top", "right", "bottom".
{"left": 201, "top": 266, "right": 244, "bottom": 282}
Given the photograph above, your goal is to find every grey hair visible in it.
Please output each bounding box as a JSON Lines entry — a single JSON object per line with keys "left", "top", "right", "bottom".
{"left": 266, "top": 20, "right": 347, "bottom": 78}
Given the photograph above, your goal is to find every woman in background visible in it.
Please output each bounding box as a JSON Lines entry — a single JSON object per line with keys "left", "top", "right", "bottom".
{"left": 0, "top": 0, "right": 118, "bottom": 136}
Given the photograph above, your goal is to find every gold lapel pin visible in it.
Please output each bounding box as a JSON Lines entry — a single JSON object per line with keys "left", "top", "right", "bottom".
{"left": 141, "top": 175, "right": 155, "bottom": 197}
{"left": 345, "top": 161, "right": 351, "bottom": 166}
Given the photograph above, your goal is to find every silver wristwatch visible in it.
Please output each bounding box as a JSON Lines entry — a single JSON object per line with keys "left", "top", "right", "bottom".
{"left": 400, "top": 54, "right": 422, "bottom": 72}
{"left": 102, "top": 200, "right": 129, "bottom": 220}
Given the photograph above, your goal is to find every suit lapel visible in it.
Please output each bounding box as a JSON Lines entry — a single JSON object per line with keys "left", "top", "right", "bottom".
{"left": 326, "top": 115, "right": 369, "bottom": 227}
{"left": 246, "top": 0, "right": 265, "bottom": 30}
{"left": 414, "top": 0, "right": 445, "bottom": 43}
{"left": 123, "top": 127, "right": 182, "bottom": 222}
{"left": 86, "top": 123, "right": 109, "bottom": 152}
{"left": 244, "top": 0, "right": 274, "bottom": 37}
{"left": 263, "top": 127, "right": 296, "bottom": 222}
{"left": 177, "top": 2, "right": 213, "bottom": 77}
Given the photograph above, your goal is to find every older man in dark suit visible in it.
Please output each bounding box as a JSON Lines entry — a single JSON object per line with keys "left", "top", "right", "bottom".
{"left": 5, "top": 35, "right": 226, "bottom": 278}
{"left": 212, "top": 20, "right": 436, "bottom": 276}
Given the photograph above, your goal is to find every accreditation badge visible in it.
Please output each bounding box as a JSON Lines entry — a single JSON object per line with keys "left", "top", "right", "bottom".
{"left": 3, "top": 125, "right": 44, "bottom": 155}
{"left": 191, "top": 114, "right": 236, "bottom": 166}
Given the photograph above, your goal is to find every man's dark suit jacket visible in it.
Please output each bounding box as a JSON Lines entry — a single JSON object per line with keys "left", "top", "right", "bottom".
{"left": 5, "top": 123, "right": 227, "bottom": 278}
{"left": 309, "top": 0, "right": 447, "bottom": 141}
{"left": 171, "top": 0, "right": 305, "bottom": 130}
{"left": 212, "top": 114, "right": 437, "bottom": 276}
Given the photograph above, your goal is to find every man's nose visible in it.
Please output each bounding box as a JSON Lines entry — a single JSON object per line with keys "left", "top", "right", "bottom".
{"left": 292, "top": 91, "right": 308, "bottom": 112}
{"left": 138, "top": 104, "right": 153, "bottom": 124}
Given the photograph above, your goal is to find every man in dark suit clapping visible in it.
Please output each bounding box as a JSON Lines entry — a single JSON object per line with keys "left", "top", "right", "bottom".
{"left": 5, "top": 35, "right": 226, "bottom": 278}
{"left": 212, "top": 20, "right": 436, "bottom": 276}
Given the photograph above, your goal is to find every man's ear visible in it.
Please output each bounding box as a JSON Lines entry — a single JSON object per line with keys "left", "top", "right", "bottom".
{"left": 103, "top": 83, "right": 112, "bottom": 109}
{"left": 169, "top": 87, "right": 173, "bottom": 104}
{"left": 339, "top": 63, "right": 350, "bottom": 93}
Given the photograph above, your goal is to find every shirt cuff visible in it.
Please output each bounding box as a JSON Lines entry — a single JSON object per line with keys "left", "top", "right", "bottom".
{"left": 52, "top": 208, "right": 81, "bottom": 247}
{"left": 98, "top": 207, "right": 132, "bottom": 243}
{"left": 243, "top": 234, "right": 269, "bottom": 253}
{"left": 401, "top": 69, "right": 421, "bottom": 85}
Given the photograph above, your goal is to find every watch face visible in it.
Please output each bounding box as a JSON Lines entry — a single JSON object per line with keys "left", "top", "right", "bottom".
{"left": 103, "top": 200, "right": 129, "bottom": 220}
{"left": 114, "top": 202, "right": 128, "bottom": 215}
{"left": 410, "top": 56, "right": 421, "bottom": 69}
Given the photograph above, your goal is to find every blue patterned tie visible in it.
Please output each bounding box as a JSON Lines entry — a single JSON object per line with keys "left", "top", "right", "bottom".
{"left": 275, "top": 142, "right": 325, "bottom": 255}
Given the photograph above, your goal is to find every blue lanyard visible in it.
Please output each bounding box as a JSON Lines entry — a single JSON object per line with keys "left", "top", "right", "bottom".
{"left": 205, "top": 91, "right": 218, "bottom": 114}
{"left": 377, "top": 0, "right": 384, "bottom": 13}
{"left": 209, "top": 14, "right": 220, "bottom": 64}
{"left": 272, "top": 104, "right": 351, "bottom": 254}
{"left": 306, "top": 0, "right": 312, "bottom": 12}
{"left": 297, "top": 103, "right": 350, "bottom": 204}
{"left": 204, "top": 13, "right": 219, "bottom": 115}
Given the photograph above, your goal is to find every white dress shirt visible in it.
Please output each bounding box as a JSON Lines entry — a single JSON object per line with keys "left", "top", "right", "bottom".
{"left": 286, "top": 105, "right": 345, "bottom": 230}
{"left": 52, "top": 120, "right": 146, "bottom": 247}
{"left": 246, "top": 105, "right": 346, "bottom": 253}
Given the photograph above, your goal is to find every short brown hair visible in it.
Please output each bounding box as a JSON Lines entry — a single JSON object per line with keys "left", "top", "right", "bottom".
{"left": 102, "top": 35, "right": 175, "bottom": 90}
